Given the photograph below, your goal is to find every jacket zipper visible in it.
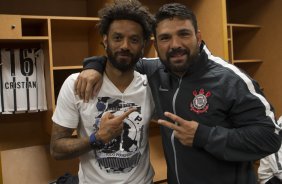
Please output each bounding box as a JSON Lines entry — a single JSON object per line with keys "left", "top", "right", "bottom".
{"left": 171, "top": 77, "right": 182, "bottom": 184}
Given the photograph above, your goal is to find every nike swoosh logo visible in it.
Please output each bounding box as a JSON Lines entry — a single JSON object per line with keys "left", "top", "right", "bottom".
{"left": 159, "top": 86, "right": 169, "bottom": 91}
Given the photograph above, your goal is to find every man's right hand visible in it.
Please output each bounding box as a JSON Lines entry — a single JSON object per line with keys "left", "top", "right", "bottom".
{"left": 75, "top": 69, "right": 102, "bottom": 102}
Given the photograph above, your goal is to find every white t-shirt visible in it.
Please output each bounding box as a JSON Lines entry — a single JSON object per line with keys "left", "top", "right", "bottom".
{"left": 52, "top": 72, "right": 155, "bottom": 184}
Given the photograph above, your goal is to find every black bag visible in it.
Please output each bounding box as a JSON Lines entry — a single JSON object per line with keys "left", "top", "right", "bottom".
{"left": 53, "top": 173, "right": 79, "bottom": 184}
{"left": 266, "top": 176, "right": 282, "bottom": 184}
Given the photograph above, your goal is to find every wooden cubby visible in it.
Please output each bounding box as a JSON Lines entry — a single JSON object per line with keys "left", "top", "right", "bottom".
{"left": 50, "top": 17, "right": 102, "bottom": 68}
{"left": 226, "top": 0, "right": 282, "bottom": 116}
{"left": 227, "top": 23, "right": 262, "bottom": 63}
{"left": 5, "top": 0, "right": 282, "bottom": 183}
{"left": 226, "top": 1, "right": 264, "bottom": 72}
{"left": 144, "top": 38, "right": 157, "bottom": 58}
{"left": 21, "top": 18, "right": 49, "bottom": 37}
{"left": 53, "top": 69, "right": 81, "bottom": 104}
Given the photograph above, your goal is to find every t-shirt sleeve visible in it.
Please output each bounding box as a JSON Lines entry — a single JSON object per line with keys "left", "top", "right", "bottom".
{"left": 52, "top": 73, "right": 80, "bottom": 129}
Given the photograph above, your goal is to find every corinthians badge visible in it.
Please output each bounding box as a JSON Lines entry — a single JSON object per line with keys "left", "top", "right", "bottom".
{"left": 190, "top": 88, "right": 211, "bottom": 114}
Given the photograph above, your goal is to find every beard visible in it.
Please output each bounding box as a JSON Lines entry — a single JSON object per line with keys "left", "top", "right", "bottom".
{"left": 106, "top": 46, "right": 142, "bottom": 72}
{"left": 160, "top": 46, "right": 200, "bottom": 74}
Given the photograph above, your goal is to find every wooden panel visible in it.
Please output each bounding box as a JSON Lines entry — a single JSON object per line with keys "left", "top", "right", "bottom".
{"left": 149, "top": 126, "right": 167, "bottom": 182}
{"left": 44, "top": 23, "right": 56, "bottom": 135}
{"left": 192, "top": 0, "right": 227, "bottom": 59}
{"left": 140, "top": 0, "right": 170, "bottom": 14}
{"left": 51, "top": 18, "right": 100, "bottom": 67}
{"left": 227, "top": 0, "right": 282, "bottom": 116}
{"left": 88, "top": 25, "right": 106, "bottom": 57}
{"left": 0, "top": 153, "right": 2, "bottom": 184}
{"left": 0, "top": 113, "right": 50, "bottom": 151}
{"left": 144, "top": 39, "right": 157, "bottom": 58}
{"left": 87, "top": 0, "right": 114, "bottom": 17}
{"left": 1, "top": 145, "right": 79, "bottom": 184}
{"left": 227, "top": 0, "right": 270, "bottom": 24}
{"left": 228, "top": 40, "right": 233, "bottom": 62}
{"left": 0, "top": 15, "right": 21, "bottom": 39}
{"left": 0, "top": 0, "right": 88, "bottom": 17}
{"left": 244, "top": 0, "right": 282, "bottom": 116}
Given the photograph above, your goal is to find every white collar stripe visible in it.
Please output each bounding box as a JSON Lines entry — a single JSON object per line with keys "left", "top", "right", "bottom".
{"left": 203, "top": 46, "right": 280, "bottom": 130}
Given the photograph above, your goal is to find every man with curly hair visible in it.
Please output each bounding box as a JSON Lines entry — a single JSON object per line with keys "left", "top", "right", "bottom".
{"left": 50, "top": 1, "right": 155, "bottom": 183}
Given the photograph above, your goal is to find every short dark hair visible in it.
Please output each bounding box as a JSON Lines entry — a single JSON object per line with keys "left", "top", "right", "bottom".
{"left": 98, "top": 0, "right": 153, "bottom": 41}
{"left": 153, "top": 3, "right": 198, "bottom": 37}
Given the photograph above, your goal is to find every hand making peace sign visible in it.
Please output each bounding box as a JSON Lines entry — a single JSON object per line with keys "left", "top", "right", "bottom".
{"left": 158, "top": 112, "right": 199, "bottom": 146}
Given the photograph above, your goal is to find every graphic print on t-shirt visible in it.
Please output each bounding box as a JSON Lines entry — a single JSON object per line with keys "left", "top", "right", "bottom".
{"left": 94, "top": 97, "right": 144, "bottom": 173}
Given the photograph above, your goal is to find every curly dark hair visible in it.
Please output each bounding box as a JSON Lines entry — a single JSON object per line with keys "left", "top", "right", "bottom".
{"left": 98, "top": 0, "right": 154, "bottom": 41}
{"left": 153, "top": 3, "right": 198, "bottom": 37}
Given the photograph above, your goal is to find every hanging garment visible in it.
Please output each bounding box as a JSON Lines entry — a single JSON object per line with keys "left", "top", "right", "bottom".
{"left": 0, "top": 48, "right": 47, "bottom": 114}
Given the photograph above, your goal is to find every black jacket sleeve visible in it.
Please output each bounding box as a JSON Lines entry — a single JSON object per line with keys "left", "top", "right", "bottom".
{"left": 193, "top": 75, "right": 281, "bottom": 161}
{"left": 83, "top": 56, "right": 107, "bottom": 73}
{"left": 135, "top": 58, "right": 163, "bottom": 76}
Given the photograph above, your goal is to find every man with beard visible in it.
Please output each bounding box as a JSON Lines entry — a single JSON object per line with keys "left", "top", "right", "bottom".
{"left": 75, "top": 3, "right": 282, "bottom": 184}
{"left": 50, "top": 1, "right": 155, "bottom": 183}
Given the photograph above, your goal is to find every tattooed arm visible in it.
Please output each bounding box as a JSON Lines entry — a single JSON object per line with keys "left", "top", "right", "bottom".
{"left": 50, "top": 107, "right": 137, "bottom": 160}
{"left": 50, "top": 123, "right": 91, "bottom": 160}
{"left": 50, "top": 74, "right": 137, "bottom": 160}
